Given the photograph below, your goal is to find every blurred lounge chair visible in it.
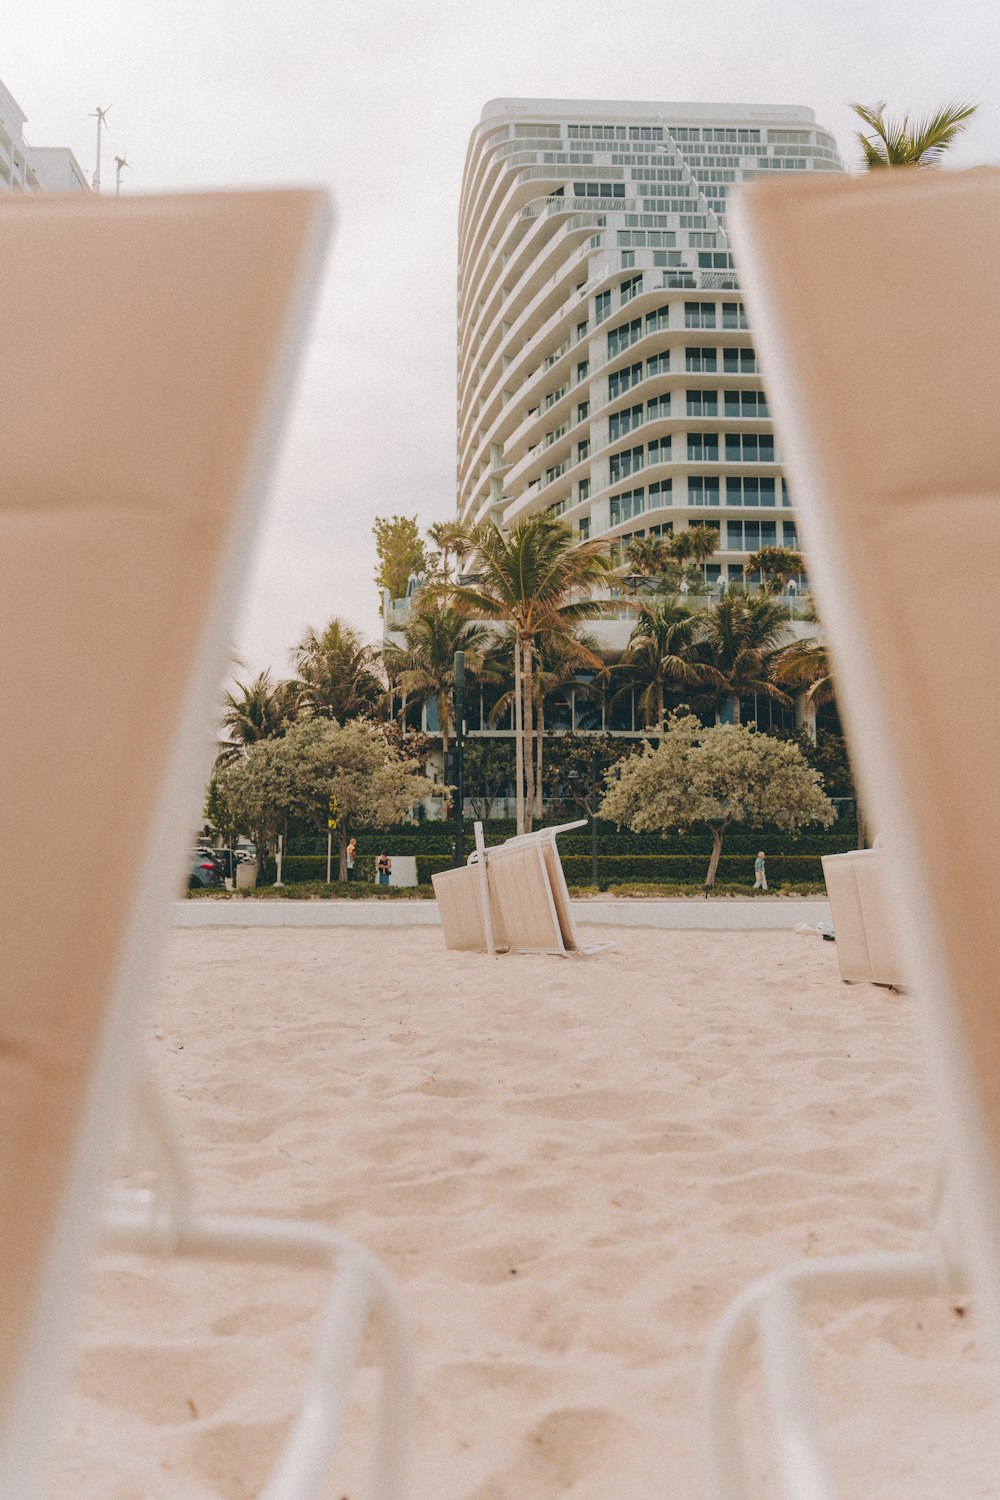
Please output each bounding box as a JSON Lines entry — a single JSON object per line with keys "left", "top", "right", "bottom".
{"left": 0, "top": 189, "right": 411, "bottom": 1500}
{"left": 821, "top": 848, "right": 904, "bottom": 987}
{"left": 705, "top": 165, "right": 1000, "bottom": 1497}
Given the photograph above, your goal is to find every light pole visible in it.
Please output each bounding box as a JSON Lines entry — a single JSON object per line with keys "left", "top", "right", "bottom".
{"left": 590, "top": 746, "right": 603, "bottom": 891}
{"left": 451, "top": 650, "right": 466, "bottom": 868}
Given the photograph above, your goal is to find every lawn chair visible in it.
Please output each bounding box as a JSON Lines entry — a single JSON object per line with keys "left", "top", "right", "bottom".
{"left": 820, "top": 848, "right": 904, "bottom": 988}
{"left": 702, "top": 163, "right": 1000, "bottom": 1499}
{"left": 0, "top": 190, "right": 412, "bottom": 1500}
{"left": 433, "top": 820, "right": 613, "bottom": 957}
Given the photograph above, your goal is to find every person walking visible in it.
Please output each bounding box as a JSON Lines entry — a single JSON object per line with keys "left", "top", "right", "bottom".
{"left": 376, "top": 851, "right": 392, "bottom": 888}
{"left": 753, "top": 850, "right": 767, "bottom": 891}
{"left": 346, "top": 837, "right": 357, "bottom": 882}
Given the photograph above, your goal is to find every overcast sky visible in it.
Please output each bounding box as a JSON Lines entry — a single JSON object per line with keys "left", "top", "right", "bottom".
{"left": 6, "top": 0, "right": 998, "bottom": 678}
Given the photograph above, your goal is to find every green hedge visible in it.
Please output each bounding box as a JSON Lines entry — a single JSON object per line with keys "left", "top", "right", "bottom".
{"left": 288, "top": 824, "right": 855, "bottom": 859}
{"left": 415, "top": 853, "right": 824, "bottom": 886}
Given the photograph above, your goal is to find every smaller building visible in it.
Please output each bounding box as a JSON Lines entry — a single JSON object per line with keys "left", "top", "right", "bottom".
{"left": 0, "top": 79, "right": 89, "bottom": 193}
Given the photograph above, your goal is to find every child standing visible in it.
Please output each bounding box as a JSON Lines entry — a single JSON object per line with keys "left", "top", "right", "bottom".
{"left": 753, "top": 851, "right": 767, "bottom": 891}
{"left": 376, "top": 851, "right": 392, "bottom": 887}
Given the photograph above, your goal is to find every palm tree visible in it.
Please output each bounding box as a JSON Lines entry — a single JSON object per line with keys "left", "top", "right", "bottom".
{"left": 384, "top": 594, "right": 493, "bottom": 752}
{"left": 851, "top": 99, "right": 977, "bottom": 169}
{"left": 292, "top": 617, "right": 384, "bottom": 723}
{"left": 745, "top": 546, "right": 806, "bottom": 593}
{"left": 217, "top": 669, "right": 297, "bottom": 765}
{"left": 616, "top": 599, "right": 723, "bottom": 738}
{"left": 697, "top": 592, "right": 793, "bottom": 727}
{"left": 439, "top": 515, "right": 615, "bottom": 832}
{"left": 668, "top": 524, "right": 719, "bottom": 588}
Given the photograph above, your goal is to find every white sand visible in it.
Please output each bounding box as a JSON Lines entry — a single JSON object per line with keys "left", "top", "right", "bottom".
{"left": 48, "top": 927, "right": 1000, "bottom": 1499}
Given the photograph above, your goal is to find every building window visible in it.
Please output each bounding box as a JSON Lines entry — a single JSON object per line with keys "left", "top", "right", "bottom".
{"left": 688, "top": 476, "right": 720, "bottom": 505}
{"left": 595, "top": 290, "right": 611, "bottom": 324}
{"left": 725, "top": 477, "right": 777, "bottom": 507}
{"left": 578, "top": 477, "right": 591, "bottom": 502}
{"left": 609, "top": 404, "right": 643, "bottom": 441}
{"left": 725, "top": 433, "right": 775, "bottom": 463}
{"left": 685, "top": 302, "right": 716, "bottom": 329}
{"left": 726, "top": 519, "right": 777, "bottom": 550}
{"left": 646, "top": 351, "right": 670, "bottom": 376}
{"left": 620, "top": 274, "right": 643, "bottom": 303}
{"left": 647, "top": 436, "right": 671, "bottom": 464}
{"left": 576, "top": 320, "right": 589, "bottom": 341}
{"left": 621, "top": 250, "right": 635, "bottom": 269}
{"left": 724, "top": 390, "right": 769, "bottom": 418}
{"left": 723, "top": 347, "right": 757, "bottom": 374}
{"left": 609, "top": 445, "right": 645, "bottom": 482}
{"left": 782, "top": 479, "right": 792, "bottom": 507}
{"left": 687, "top": 389, "right": 719, "bottom": 417}
{"left": 645, "top": 305, "right": 670, "bottom": 334}
{"left": 576, "top": 401, "right": 590, "bottom": 422}
{"left": 579, "top": 516, "right": 591, "bottom": 540}
{"left": 783, "top": 521, "right": 799, "bottom": 547}
{"left": 577, "top": 439, "right": 591, "bottom": 462}
{"left": 648, "top": 479, "right": 672, "bottom": 507}
{"left": 608, "top": 361, "right": 643, "bottom": 400}
{"left": 646, "top": 393, "right": 670, "bottom": 420}
{"left": 607, "top": 317, "right": 642, "bottom": 358}
{"left": 610, "top": 488, "right": 646, "bottom": 526}
{"left": 722, "top": 302, "right": 749, "bottom": 330}
{"left": 573, "top": 181, "right": 627, "bottom": 198}
{"left": 688, "top": 433, "right": 719, "bottom": 462}
{"left": 686, "top": 346, "right": 718, "bottom": 372}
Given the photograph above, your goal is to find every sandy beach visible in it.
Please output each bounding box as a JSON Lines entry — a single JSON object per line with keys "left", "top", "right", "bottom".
{"left": 48, "top": 926, "right": 1000, "bottom": 1499}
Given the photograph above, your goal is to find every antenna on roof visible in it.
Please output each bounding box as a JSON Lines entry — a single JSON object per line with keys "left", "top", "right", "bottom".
{"left": 114, "top": 153, "right": 129, "bottom": 197}
{"left": 89, "top": 105, "right": 111, "bottom": 194}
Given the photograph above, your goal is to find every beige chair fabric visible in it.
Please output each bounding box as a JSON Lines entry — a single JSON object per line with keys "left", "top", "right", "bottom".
{"left": 730, "top": 167, "right": 1000, "bottom": 1351}
{"left": 0, "top": 189, "right": 328, "bottom": 1485}
{"left": 485, "top": 844, "right": 565, "bottom": 953}
{"left": 433, "top": 863, "right": 509, "bottom": 951}
{"left": 821, "top": 849, "right": 904, "bottom": 987}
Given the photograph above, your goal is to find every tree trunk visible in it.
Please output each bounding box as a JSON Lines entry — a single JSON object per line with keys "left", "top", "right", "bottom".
{"left": 704, "top": 825, "right": 725, "bottom": 888}
{"left": 338, "top": 828, "right": 348, "bottom": 882}
{"left": 522, "top": 638, "right": 535, "bottom": 833}
{"left": 535, "top": 690, "right": 545, "bottom": 820}
{"left": 514, "top": 642, "right": 524, "bottom": 834}
{"left": 401, "top": 688, "right": 407, "bottom": 737}
{"left": 731, "top": 692, "right": 741, "bottom": 726}
{"left": 657, "top": 678, "right": 665, "bottom": 740}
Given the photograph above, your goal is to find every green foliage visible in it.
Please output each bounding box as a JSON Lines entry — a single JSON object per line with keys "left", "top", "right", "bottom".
{"left": 463, "top": 738, "right": 516, "bottom": 820}
{"left": 851, "top": 99, "right": 977, "bottom": 168}
{"left": 210, "top": 718, "right": 436, "bottom": 878}
{"left": 190, "top": 879, "right": 433, "bottom": 900}
{"left": 217, "top": 668, "right": 298, "bottom": 766}
{"left": 414, "top": 852, "right": 826, "bottom": 885}
{"left": 292, "top": 618, "right": 384, "bottom": 722}
{"left": 600, "top": 712, "right": 834, "bottom": 886}
{"left": 374, "top": 514, "right": 427, "bottom": 606}
{"left": 744, "top": 547, "right": 805, "bottom": 591}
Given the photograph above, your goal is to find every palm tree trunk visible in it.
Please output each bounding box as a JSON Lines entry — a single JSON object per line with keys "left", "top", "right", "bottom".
{"left": 731, "top": 692, "right": 741, "bottom": 726}
{"left": 514, "top": 642, "right": 524, "bottom": 834}
{"left": 522, "top": 638, "right": 535, "bottom": 833}
{"left": 535, "top": 690, "right": 544, "bottom": 819}
{"left": 657, "top": 677, "right": 665, "bottom": 739}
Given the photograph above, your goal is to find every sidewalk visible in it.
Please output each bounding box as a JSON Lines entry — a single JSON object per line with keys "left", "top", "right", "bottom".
{"left": 173, "top": 897, "right": 831, "bottom": 931}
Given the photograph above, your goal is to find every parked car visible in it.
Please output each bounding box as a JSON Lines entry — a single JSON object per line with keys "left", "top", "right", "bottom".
{"left": 189, "top": 851, "right": 224, "bottom": 889}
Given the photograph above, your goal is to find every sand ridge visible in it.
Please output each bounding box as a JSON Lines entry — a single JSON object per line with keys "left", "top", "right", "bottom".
{"left": 48, "top": 927, "right": 1000, "bottom": 1498}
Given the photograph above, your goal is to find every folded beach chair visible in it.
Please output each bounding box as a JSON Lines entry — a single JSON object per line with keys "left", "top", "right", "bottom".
{"left": 1, "top": 190, "right": 411, "bottom": 1500}
{"left": 820, "top": 848, "right": 904, "bottom": 987}
{"left": 702, "top": 166, "right": 1000, "bottom": 1499}
{"left": 433, "top": 820, "right": 613, "bottom": 956}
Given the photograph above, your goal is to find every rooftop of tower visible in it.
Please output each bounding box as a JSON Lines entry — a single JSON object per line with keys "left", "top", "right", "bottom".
{"left": 479, "top": 98, "right": 818, "bottom": 126}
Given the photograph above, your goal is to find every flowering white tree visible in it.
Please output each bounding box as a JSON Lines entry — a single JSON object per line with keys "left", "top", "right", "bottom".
{"left": 600, "top": 712, "right": 834, "bottom": 887}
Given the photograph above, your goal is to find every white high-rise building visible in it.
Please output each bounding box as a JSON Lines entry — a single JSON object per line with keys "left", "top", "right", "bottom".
{"left": 0, "top": 79, "right": 88, "bottom": 194}
{"left": 457, "top": 98, "right": 844, "bottom": 585}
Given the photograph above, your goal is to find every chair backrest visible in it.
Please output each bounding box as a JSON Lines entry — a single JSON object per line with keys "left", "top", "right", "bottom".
{"left": 0, "top": 189, "right": 328, "bottom": 1492}
{"left": 730, "top": 168, "right": 1000, "bottom": 1349}
{"left": 821, "top": 849, "right": 903, "bottom": 986}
